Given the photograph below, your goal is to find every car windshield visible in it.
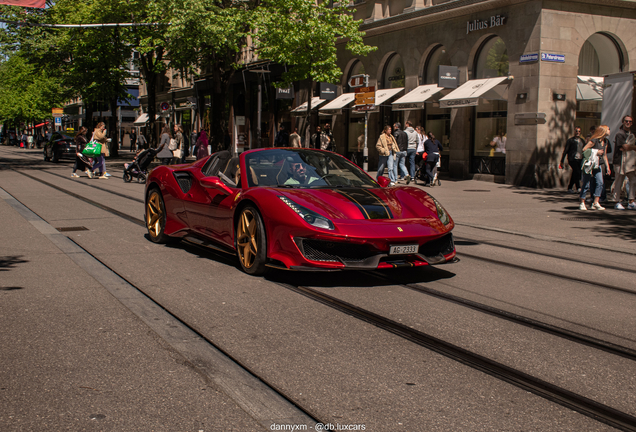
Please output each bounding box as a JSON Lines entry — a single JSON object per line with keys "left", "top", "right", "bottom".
{"left": 244, "top": 149, "right": 378, "bottom": 188}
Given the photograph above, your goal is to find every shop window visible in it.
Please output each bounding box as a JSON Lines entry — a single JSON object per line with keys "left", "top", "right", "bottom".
{"left": 472, "top": 36, "right": 508, "bottom": 175}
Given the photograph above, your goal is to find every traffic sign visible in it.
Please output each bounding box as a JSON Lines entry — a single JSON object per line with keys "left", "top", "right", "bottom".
{"left": 54, "top": 117, "right": 61, "bottom": 125}
{"left": 348, "top": 74, "right": 367, "bottom": 88}
{"left": 52, "top": 107, "right": 64, "bottom": 118}
{"left": 160, "top": 102, "right": 170, "bottom": 111}
{"left": 354, "top": 86, "right": 375, "bottom": 107}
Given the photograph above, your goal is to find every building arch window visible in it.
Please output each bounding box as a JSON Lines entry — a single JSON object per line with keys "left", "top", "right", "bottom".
{"left": 347, "top": 60, "right": 367, "bottom": 158}
{"left": 424, "top": 45, "right": 452, "bottom": 85}
{"left": 472, "top": 36, "right": 508, "bottom": 175}
{"left": 423, "top": 45, "right": 452, "bottom": 170}
{"left": 382, "top": 54, "right": 405, "bottom": 89}
{"left": 576, "top": 33, "right": 625, "bottom": 134}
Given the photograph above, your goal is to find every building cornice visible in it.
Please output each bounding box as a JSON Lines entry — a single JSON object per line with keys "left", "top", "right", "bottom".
{"left": 357, "top": 0, "right": 636, "bottom": 38}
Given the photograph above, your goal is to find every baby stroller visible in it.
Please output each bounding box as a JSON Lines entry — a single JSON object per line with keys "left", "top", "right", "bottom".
{"left": 123, "top": 147, "right": 160, "bottom": 183}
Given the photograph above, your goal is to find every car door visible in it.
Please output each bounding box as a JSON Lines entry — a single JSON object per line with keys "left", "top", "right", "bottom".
{"left": 182, "top": 152, "right": 240, "bottom": 246}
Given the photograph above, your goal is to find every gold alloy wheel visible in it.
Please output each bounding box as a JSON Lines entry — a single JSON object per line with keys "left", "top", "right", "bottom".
{"left": 146, "top": 191, "right": 164, "bottom": 239}
{"left": 237, "top": 208, "right": 258, "bottom": 269}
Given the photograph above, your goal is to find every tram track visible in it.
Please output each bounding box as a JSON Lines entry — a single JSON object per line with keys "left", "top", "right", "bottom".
{"left": 274, "top": 282, "right": 636, "bottom": 432}
{"left": 5, "top": 155, "right": 636, "bottom": 429}
{"left": 454, "top": 236, "right": 636, "bottom": 275}
{"left": 459, "top": 252, "right": 636, "bottom": 296}
{"left": 9, "top": 162, "right": 636, "bottom": 353}
{"left": 368, "top": 272, "right": 636, "bottom": 360}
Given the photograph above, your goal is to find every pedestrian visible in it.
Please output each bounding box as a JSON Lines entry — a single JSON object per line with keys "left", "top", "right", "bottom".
{"left": 616, "top": 134, "right": 636, "bottom": 210}
{"left": 559, "top": 126, "right": 585, "bottom": 193}
{"left": 423, "top": 132, "right": 443, "bottom": 186}
{"left": 274, "top": 124, "right": 289, "bottom": 147}
{"left": 157, "top": 125, "right": 173, "bottom": 165}
{"left": 289, "top": 128, "right": 301, "bottom": 148}
{"left": 196, "top": 130, "right": 209, "bottom": 160}
{"left": 610, "top": 115, "right": 633, "bottom": 208}
{"left": 181, "top": 131, "right": 190, "bottom": 163}
{"left": 310, "top": 126, "right": 322, "bottom": 149}
{"left": 579, "top": 125, "right": 611, "bottom": 211}
{"left": 320, "top": 127, "right": 330, "bottom": 150}
{"left": 19, "top": 130, "right": 27, "bottom": 148}
{"left": 323, "top": 123, "right": 335, "bottom": 151}
{"left": 376, "top": 124, "right": 399, "bottom": 186}
{"left": 129, "top": 129, "right": 137, "bottom": 152}
{"left": 92, "top": 122, "right": 109, "bottom": 179}
{"left": 404, "top": 121, "right": 418, "bottom": 184}
{"left": 71, "top": 126, "right": 93, "bottom": 178}
{"left": 489, "top": 130, "right": 506, "bottom": 156}
{"left": 137, "top": 133, "right": 147, "bottom": 151}
{"left": 27, "top": 133, "right": 34, "bottom": 149}
{"left": 173, "top": 124, "right": 184, "bottom": 163}
{"left": 414, "top": 126, "right": 427, "bottom": 182}
{"left": 392, "top": 122, "right": 409, "bottom": 183}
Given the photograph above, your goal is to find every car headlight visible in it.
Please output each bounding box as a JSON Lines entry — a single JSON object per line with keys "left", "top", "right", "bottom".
{"left": 430, "top": 196, "right": 451, "bottom": 226}
{"left": 278, "top": 196, "right": 334, "bottom": 230}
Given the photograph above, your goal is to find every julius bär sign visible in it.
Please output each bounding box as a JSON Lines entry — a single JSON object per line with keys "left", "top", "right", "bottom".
{"left": 467, "top": 15, "right": 506, "bottom": 34}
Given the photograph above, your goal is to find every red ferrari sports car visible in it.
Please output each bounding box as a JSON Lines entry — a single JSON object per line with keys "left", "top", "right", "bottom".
{"left": 145, "top": 148, "right": 455, "bottom": 275}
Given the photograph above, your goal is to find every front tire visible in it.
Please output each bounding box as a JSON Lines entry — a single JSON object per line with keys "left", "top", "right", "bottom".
{"left": 236, "top": 206, "right": 268, "bottom": 275}
{"left": 51, "top": 150, "right": 60, "bottom": 163}
{"left": 123, "top": 172, "right": 132, "bottom": 182}
{"left": 146, "top": 188, "right": 170, "bottom": 244}
{"left": 138, "top": 173, "right": 147, "bottom": 183}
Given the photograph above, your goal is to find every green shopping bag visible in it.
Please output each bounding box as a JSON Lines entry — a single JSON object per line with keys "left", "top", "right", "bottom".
{"left": 82, "top": 141, "right": 102, "bottom": 156}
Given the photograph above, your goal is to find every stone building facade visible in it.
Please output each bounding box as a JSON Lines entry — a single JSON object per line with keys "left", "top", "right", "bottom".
{"left": 327, "top": 0, "right": 636, "bottom": 186}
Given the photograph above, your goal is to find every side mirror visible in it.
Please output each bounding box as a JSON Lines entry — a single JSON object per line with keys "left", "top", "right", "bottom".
{"left": 376, "top": 176, "right": 391, "bottom": 188}
{"left": 200, "top": 176, "right": 233, "bottom": 194}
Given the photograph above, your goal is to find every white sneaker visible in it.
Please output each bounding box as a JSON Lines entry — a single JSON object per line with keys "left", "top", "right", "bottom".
{"left": 71, "top": 173, "right": 80, "bottom": 178}
{"left": 592, "top": 202, "right": 605, "bottom": 210}
{"left": 615, "top": 203, "right": 625, "bottom": 210}
{"left": 85, "top": 170, "right": 94, "bottom": 179}
{"left": 104, "top": 172, "right": 111, "bottom": 177}
{"left": 628, "top": 202, "right": 636, "bottom": 210}
{"left": 579, "top": 202, "right": 587, "bottom": 211}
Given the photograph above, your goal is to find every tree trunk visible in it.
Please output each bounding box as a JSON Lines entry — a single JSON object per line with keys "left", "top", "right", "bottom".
{"left": 139, "top": 48, "right": 163, "bottom": 149}
{"left": 109, "top": 98, "right": 119, "bottom": 157}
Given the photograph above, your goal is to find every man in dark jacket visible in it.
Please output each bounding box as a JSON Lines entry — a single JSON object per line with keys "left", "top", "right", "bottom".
{"left": 559, "top": 127, "right": 585, "bottom": 193}
{"left": 274, "top": 125, "right": 289, "bottom": 147}
{"left": 610, "top": 115, "right": 633, "bottom": 206}
{"left": 392, "top": 122, "right": 409, "bottom": 182}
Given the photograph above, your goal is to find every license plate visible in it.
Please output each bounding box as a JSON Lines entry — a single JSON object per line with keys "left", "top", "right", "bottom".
{"left": 389, "top": 244, "right": 418, "bottom": 255}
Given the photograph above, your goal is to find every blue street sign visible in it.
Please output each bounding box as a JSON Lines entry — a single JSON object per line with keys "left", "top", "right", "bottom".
{"left": 520, "top": 53, "right": 539, "bottom": 63}
{"left": 54, "top": 117, "right": 61, "bottom": 125}
{"left": 541, "top": 52, "right": 565, "bottom": 63}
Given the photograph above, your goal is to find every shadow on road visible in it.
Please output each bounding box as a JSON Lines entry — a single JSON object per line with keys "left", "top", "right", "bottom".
{"left": 0, "top": 255, "right": 28, "bottom": 271}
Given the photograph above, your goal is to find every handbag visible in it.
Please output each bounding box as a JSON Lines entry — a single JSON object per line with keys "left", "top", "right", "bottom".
{"left": 173, "top": 149, "right": 182, "bottom": 159}
{"left": 169, "top": 138, "right": 177, "bottom": 151}
{"left": 82, "top": 141, "right": 102, "bottom": 156}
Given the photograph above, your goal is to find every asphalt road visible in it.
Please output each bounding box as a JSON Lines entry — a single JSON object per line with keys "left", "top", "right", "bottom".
{"left": 1, "top": 146, "right": 635, "bottom": 431}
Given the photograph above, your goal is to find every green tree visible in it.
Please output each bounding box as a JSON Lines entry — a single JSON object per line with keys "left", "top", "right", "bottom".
{"left": 161, "top": 0, "right": 375, "bottom": 148}
{"left": 0, "top": 53, "right": 67, "bottom": 127}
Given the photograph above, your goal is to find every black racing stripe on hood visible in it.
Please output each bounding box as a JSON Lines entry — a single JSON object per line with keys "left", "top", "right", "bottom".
{"left": 337, "top": 189, "right": 393, "bottom": 219}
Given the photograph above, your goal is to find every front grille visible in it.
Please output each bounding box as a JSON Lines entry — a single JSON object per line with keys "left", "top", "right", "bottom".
{"left": 419, "top": 233, "right": 454, "bottom": 257}
{"left": 173, "top": 172, "right": 192, "bottom": 193}
{"left": 299, "top": 239, "right": 376, "bottom": 263}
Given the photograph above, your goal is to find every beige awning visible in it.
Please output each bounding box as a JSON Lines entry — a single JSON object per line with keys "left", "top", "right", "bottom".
{"left": 319, "top": 93, "right": 356, "bottom": 115}
{"left": 439, "top": 76, "right": 512, "bottom": 108}
{"left": 133, "top": 113, "right": 148, "bottom": 126}
{"left": 576, "top": 76, "right": 604, "bottom": 101}
{"left": 392, "top": 85, "right": 444, "bottom": 111}
{"left": 291, "top": 97, "right": 327, "bottom": 115}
